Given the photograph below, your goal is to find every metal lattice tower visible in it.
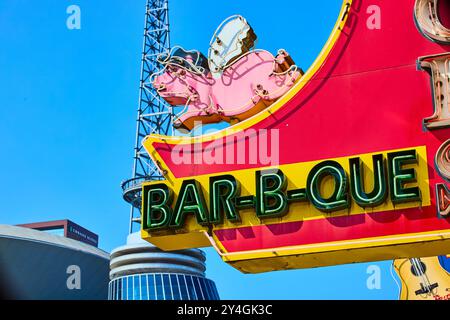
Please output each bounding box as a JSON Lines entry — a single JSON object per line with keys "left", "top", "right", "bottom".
{"left": 108, "top": 1, "right": 220, "bottom": 301}
{"left": 122, "top": 0, "right": 172, "bottom": 233}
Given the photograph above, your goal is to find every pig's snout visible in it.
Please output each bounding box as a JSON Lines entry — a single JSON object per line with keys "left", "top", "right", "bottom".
{"left": 156, "top": 83, "right": 167, "bottom": 92}
{"left": 153, "top": 77, "right": 167, "bottom": 92}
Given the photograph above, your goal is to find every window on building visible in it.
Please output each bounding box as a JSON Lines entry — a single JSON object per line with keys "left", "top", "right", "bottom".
{"left": 121, "top": 278, "right": 126, "bottom": 300}
{"left": 141, "top": 275, "right": 148, "bottom": 300}
{"left": 170, "top": 274, "right": 181, "bottom": 300}
{"left": 185, "top": 276, "right": 197, "bottom": 300}
{"left": 207, "top": 280, "right": 219, "bottom": 300}
{"left": 163, "top": 274, "right": 173, "bottom": 300}
{"left": 148, "top": 274, "right": 156, "bottom": 300}
{"left": 133, "top": 276, "right": 140, "bottom": 300}
{"left": 199, "top": 277, "right": 209, "bottom": 300}
{"left": 155, "top": 274, "right": 164, "bottom": 300}
{"left": 193, "top": 276, "right": 204, "bottom": 300}
{"left": 116, "top": 279, "right": 120, "bottom": 300}
{"left": 178, "top": 275, "right": 189, "bottom": 300}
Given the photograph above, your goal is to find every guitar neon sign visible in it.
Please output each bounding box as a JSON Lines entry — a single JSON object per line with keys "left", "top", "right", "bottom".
{"left": 141, "top": 0, "right": 450, "bottom": 273}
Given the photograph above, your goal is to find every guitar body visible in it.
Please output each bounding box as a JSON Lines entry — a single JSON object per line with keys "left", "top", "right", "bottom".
{"left": 394, "top": 256, "right": 450, "bottom": 300}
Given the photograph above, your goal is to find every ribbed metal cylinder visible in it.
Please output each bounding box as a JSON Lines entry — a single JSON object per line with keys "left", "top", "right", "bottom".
{"left": 109, "top": 233, "right": 206, "bottom": 280}
{"left": 109, "top": 233, "right": 219, "bottom": 300}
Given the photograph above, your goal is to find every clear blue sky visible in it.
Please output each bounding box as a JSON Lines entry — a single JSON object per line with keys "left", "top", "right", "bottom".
{"left": 0, "top": 0, "right": 400, "bottom": 299}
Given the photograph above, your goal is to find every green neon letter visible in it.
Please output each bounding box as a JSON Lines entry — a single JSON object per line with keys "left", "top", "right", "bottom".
{"left": 306, "top": 160, "right": 349, "bottom": 212}
{"left": 170, "top": 179, "right": 209, "bottom": 228}
{"left": 387, "top": 149, "right": 421, "bottom": 204}
{"left": 143, "top": 183, "right": 173, "bottom": 230}
{"left": 209, "top": 175, "right": 240, "bottom": 224}
{"left": 256, "top": 169, "right": 288, "bottom": 218}
{"left": 350, "top": 154, "right": 387, "bottom": 207}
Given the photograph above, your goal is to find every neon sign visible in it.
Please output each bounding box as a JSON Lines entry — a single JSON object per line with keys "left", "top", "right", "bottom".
{"left": 140, "top": 0, "right": 450, "bottom": 273}
{"left": 143, "top": 148, "right": 426, "bottom": 231}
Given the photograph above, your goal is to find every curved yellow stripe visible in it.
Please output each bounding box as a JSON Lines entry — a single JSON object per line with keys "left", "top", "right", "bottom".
{"left": 211, "top": 229, "right": 450, "bottom": 261}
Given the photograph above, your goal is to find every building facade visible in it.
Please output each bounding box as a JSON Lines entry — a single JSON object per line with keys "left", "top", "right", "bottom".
{"left": 18, "top": 219, "right": 99, "bottom": 247}
{"left": 108, "top": 232, "right": 219, "bottom": 300}
{"left": 0, "top": 223, "right": 109, "bottom": 299}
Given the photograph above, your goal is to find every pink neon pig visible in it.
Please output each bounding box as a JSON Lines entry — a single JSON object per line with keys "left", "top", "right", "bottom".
{"left": 152, "top": 49, "right": 302, "bottom": 131}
